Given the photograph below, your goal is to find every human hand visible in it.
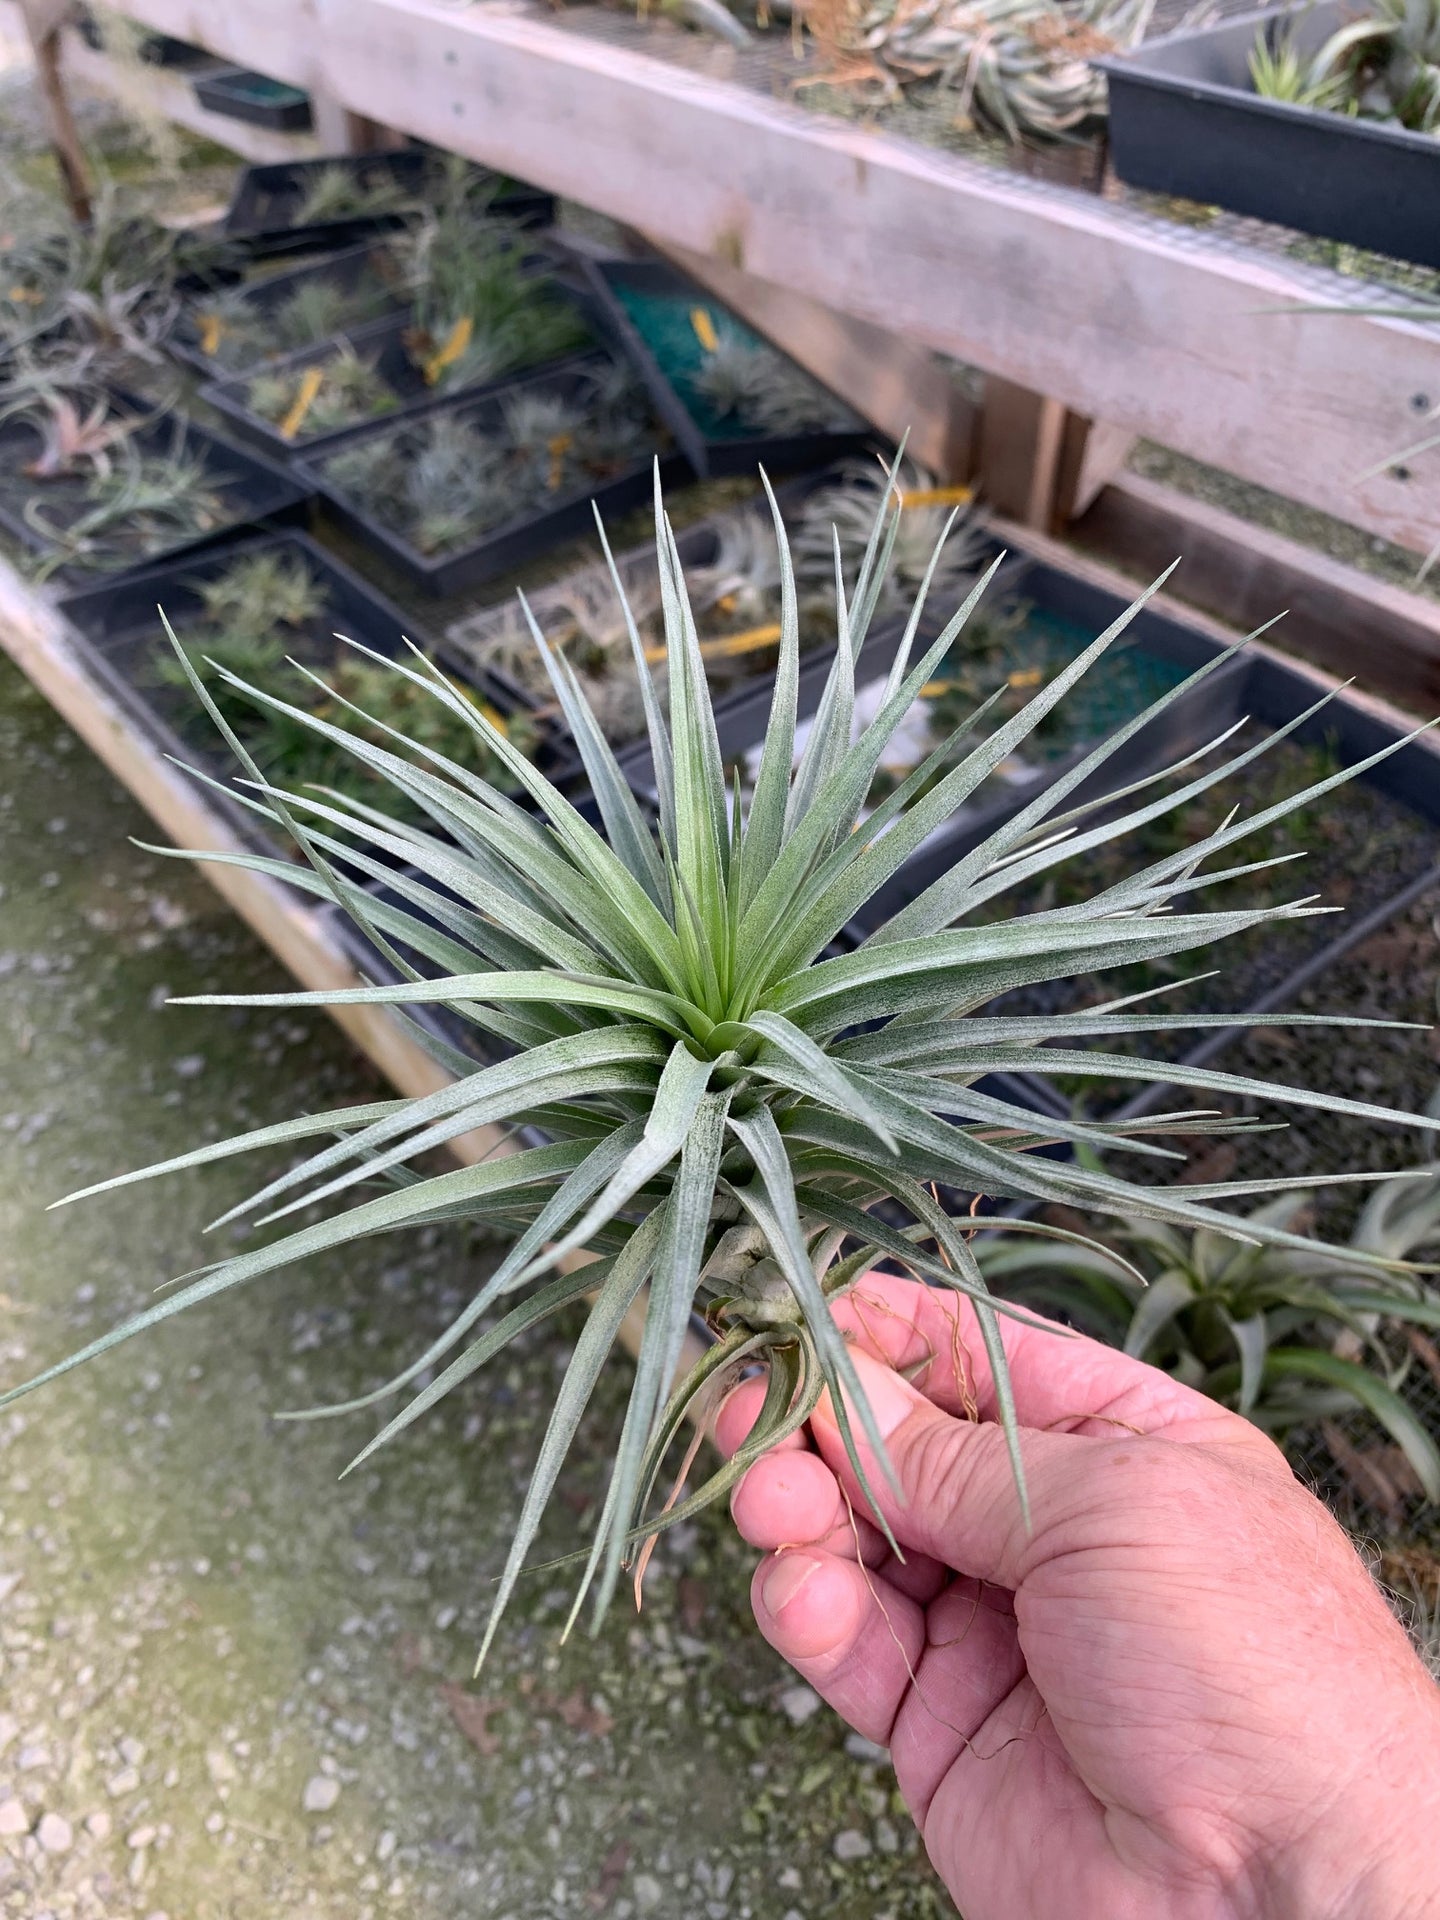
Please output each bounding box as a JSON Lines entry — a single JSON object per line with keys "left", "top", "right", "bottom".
{"left": 717, "top": 1272, "right": 1440, "bottom": 1920}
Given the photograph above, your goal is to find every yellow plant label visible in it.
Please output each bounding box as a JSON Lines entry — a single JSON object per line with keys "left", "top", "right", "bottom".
{"left": 278, "top": 366, "right": 326, "bottom": 441}
{"left": 899, "top": 485, "right": 974, "bottom": 508}
{"left": 690, "top": 307, "right": 720, "bottom": 354}
{"left": 422, "top": 314, "right": 473, "bottom": 386}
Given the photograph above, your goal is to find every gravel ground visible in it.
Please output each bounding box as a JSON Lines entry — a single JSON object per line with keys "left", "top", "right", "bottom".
{"left": 0, "top": 655, "right": 955, "bottom": 1918}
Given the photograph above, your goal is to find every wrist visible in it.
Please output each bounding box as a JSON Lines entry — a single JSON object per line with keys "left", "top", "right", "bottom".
{"left": 1256, "top": 1755, "right": 1440, "bottom": 1920}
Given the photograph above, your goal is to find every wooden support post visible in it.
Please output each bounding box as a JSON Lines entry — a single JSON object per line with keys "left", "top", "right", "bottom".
{"left": 308, "top": 93, "right": 402, "bottom": 155}
{"left": 20, "top": 0, "right": 93, "bottom": 222}
{"left": 979, "top": 376, "right": 1134, "bottom": 531}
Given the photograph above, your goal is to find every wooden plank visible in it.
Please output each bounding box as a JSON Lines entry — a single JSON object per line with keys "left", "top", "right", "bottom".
{"left": 60, "top": 26, "right": 324, "bottom": 164}
{"left": 1073, "top": 471, "right": 1440, "bottom": 712}
{"left": 98, "top": 0, "right": 1440, "bottom": 555}
{"left": 651, "top": 239, "right": 977, "bottom": 479}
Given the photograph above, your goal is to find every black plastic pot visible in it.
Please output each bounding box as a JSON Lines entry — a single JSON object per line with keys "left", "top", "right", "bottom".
{"left": 194, "top": 67, "right": 313, "bottom": 133}
{"left": 297, "top": 350, "right": 691, "bottom": 599}
{"left": 222, "top": 151, "right": 556, "bottom": 260}
{"left": 167, "top": 241, "right": 409, "bottom": 380}
{"left": 55, "top": 530, "right": 534, "bottom": 856}
{"left": 0, "top": 398, "right": 308, "bottom": 588}
{"left": 580, "top": 256, "right": 881, "bottom": 479}
{"left": 196, "top": 269, "right": 603, "bottom": 464}
{"left": 1098, "top": 4, "right": 1440, "bottom": 269}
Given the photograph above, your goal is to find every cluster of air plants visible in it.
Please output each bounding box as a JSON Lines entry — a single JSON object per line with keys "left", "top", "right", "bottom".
{"left": 396, "top": 189, "right": 591, "bottom": 394}
{"left": 153, "top": 550, "right": 532, "bottom": 812}
{"left": 6, "top": 389, "right": 225, "bottom": 582}
{"left": 794, "top": 0, "right": 1154, "bottom": 140}
{"left": 244, "top": 343, "right": 400, "bottom": 442}
{"left": 975, "top": 1141, "right": 1440, "bottom": 1500}
{"left": 186, "top": 267, "right": 402, "bottom": 376}
{"left": 1250, "top": 0, "right": 1440, "bottom": 133}
{"left": 0, "top": 178, "right": 192, "bottom": 379}
{"left": 293, "top": 160, "right": 416, "bottom": 228}
{"left": 321, "top": 361, "right": 657, "bottom": 556}
{"left": 9, "top": 458, "right": 1440, "bottom": 1661}
{"left": 691, "top": 326, "right": 855, "bottom": 437}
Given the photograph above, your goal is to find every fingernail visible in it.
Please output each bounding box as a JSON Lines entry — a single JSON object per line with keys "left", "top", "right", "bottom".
{"left": 761, "top": 1553, "right": 822, "bottom": 1617}
{"left": 846, "top": 1348, "right": 922, "bottom": 1440}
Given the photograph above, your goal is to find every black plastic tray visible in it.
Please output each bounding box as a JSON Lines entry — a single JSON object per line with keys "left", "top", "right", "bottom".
{"left": 1098, "top": 4, "right": 1440, "bottom": 269}
{"left": 222, "top": 151, "right": 556, "bottom": 260}
{"left": 297, "top": 349, "right": 692, "bottom": 599}
{"left": 581, "top": 255, "right": 881, "bottom": 479}
{"left": 194, "top": 67, "right": 313, "bottom": 133}
{"left": 0, "top": 399, "right": 309, "bottom": 587}
{"left": 197, "top": 268, "right": 603, "bottom": 464}
{"left": 167, "top": 241, "right": 408, "bottom": 380}
{"left": 55, "top": 529, "right": 534, "bottom": 856}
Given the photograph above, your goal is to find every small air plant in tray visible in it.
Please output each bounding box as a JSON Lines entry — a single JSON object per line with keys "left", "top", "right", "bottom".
{"left": 57, "top": 532, "right": 540, "bottom": 856}
{"left": 167, "top": 241, "right": 409, "bottom": 379}
{"left": 222, "top": 150, "right": 555, "bottom": 261}
{"left": 11, "top": 462, "right": 1440, "bottom": 1663}
{"left": 581, "top": 256, "right": 877, "bottom": 477}
{"left": 299, "top": 350, "right": 686, "bottom": 597}
{"left": 198, "top": 239, "right": 599, "bottom": 463}
{"left": 0, "top": 388, "right": 306, "bottom": 585}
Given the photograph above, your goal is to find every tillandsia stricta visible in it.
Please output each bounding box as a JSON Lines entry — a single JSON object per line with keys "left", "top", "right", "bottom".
{"left": 7, "top": 457, "right": 1440, "bottom": 1664}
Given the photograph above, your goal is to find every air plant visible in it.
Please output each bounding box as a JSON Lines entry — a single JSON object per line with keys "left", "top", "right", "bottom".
{"left": 0, "top": 178, "right": 183, "bottom": 372}
{"left": 799, "top": 0, "right": 1154, "bottom": 141}
{"left": 451, "top": 494, "right": 789, "bottom": 738}
{"left": 791, "top": 456, "right": 988, "bottom": 623}
{"left": 153, "top": 550, "right": 532, "bottom": 811}
{"left": 188, "top": 271, "right": 399, "bottom": 376}
{"left": 692, "top": 331, "right": 855, "bottom": 437}
{"left": 322, "top": 361, "right": 657, "bottom": 556}
{"left": 1250, "top": 0, "right": 1440, "bottom": 132}
{"left": 6, "top": 460, "right": 1440, "bottom": 1663}
{"left": 244, "top": 344, "right": 399, "bottom": 441}
{"left": 293, "top": 161, "right": 415, "bottom": 228}
{"left": 22, "top": 417, "right": 224, "bottom": 582}
{"left": 399, "top": 199, "right": 591, "bottom": 393}
{"left": 973, "top": 1142, "right": 1440, "bottom": 1499}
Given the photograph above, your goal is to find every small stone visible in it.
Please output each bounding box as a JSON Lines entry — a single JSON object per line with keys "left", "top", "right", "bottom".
{"left": 843, "top": 1731, "right": 890, "bottom": 1765}
{"left": 17, "top": 1746, "right": 50, "bottom": 1772}
{"left": 0, "top": 1798, "right": 28, "bottom": 1837}
{"left": 777, "top": 1867, "right": 802, "bottom": 1892}
{"left": 85, "top": 1812, "right": 111, "bottom": 1841}
{"left": 375, "top": 1830, "right": 396, "bottom": 1863}
{"left": 118, "top": 1738, "right": 145, "bottom": 1767}
{"left": 778, "top": 1686, "right": 822, "bottom": 1727}
{"left": 632, "top": 1874, "right": 663, "bottom": 1913}
{"left": 434, "top": 1606, "right": 457, "bottom": 1631}
{"left": 874, "top": 1817, "right": 900, "bottom": 1854}
{"left": 106, "top": 1769, "right": 140, "bottom": 1798}
{"left": 126, "top": 1824, "right": 157, "bottom": 1850}
{"left": 782, "top": 1910, "right": 805, "bottom": 1920}
{"left": 204, "top": 1813, "right": 224, "bottom": 1835}
{"left": 36, "top": 1813, "right": 73, "bottom": 1855}
{"left": 204, "top": 1749, "right": 236, "bottom": 1786}
{"left": 302, "top": 1775, "right": 340, "bottom": 1814}
{"left": 832, "top": 1829, "right": 871, "bottom": 1863}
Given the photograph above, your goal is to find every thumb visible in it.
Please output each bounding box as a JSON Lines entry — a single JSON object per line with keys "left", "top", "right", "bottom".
{"left": 813, "top": 1347, "right": 1077, "bottom": 1589}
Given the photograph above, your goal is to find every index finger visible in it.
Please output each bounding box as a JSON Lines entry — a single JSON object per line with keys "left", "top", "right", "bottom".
{"left": 830, "top": 1270, "right": 1282, "bottom": 1459}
